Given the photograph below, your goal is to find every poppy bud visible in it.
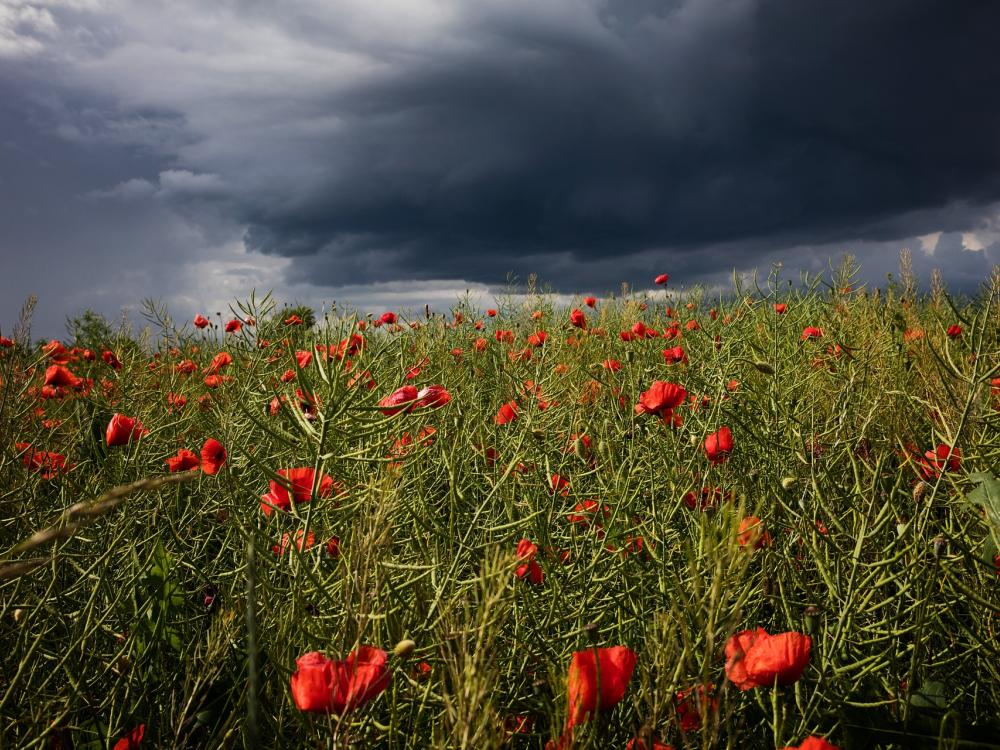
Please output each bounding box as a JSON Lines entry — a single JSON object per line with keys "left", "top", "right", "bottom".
{"left": 753, "top": 361, "right": 775, "bottom": 374}
{"left": 803, "top": 605, "right": 821, "bottom": 635}
{"left": 583, "top": 622, "right": 600, "bottom": 644}
{"left": 532, "top": 678, "right": 548, "bottom": 697}
{"left": 393, "top": 639, "right": 416, "bottom": 659}
{"left": 689, "top": 434, "right": 699, "bottom": 446}
{"left": 780, "top": 477, "right": 797, "bottom": 491}
{"left": 932, "top": 535, "right": 945, "bottom": 558}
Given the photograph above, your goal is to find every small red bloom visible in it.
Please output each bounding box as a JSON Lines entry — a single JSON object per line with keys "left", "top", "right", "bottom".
{"left": 380, "top": 311, "right": 397, "bottom": 325}
{"left": 44, "top": 365, "right": 81, "bottom": 389}
{"left": 487, "top": 308, "right": 498, "bottom": 317}
{"left": 193, "top": 314, "right": 210, "bottom": 328}
{"left": 773, "top": 303, "right": 787, "bottom": 315}
{"left": 737, "top": 516, "right": 771, "bottom": 549}
{"left": 584, "top": 296, "right": 597, "bottom": 308}
{"left": 165, "top": 449, "right": 200, "bottom": 473}
{"left": 495, "top": 401, "right": 519, "bottom": 424}
{"left": 704, "top": 426, "right": 733, "bottom": 464}
{"left": 224, "top": 319, "right": 242, "bottom": 333}
{"left": 566, "top": 646, "right": 637, "bottom": 727}
{"left": 284, "top": 314, "right": 304, "bottom": 326}
{"left": 570, "top": 309, "right": 587, "bottom": 329}
{"left": 725, "top": 629, "right": 811, "bottom": 690}
{"left": 111, "top": 724, "right": 144, "bottom": 750}
{"left": 378, "top": 385, "right": 419, "bottom": 416}
{"left": 801, "top": 326, "right": 824, "bottom": 340}
{"left": 105, "top": 413, "right": 146, "bottom": 447}
{"left": 946, "top": 324, "right": 962, "bottom": 339}
{"left": 515, "top": 538, "right": 545, "bottom": 585}
{"left": 781, "top": 737, "right": 841, "bottom": 750}
{"left": 261, "top": 467, "right": 339, "bottom": 517}
{"left": 290, "top": 647, "right": 391, "bottom": 714}
{"left": 654, "top": 273, "right": 670, "bottom": 285}
{"left": 102, "top": 350, "right": 123, "bottom": 369}
{"left": 200, "top": 438, "right": 227, "bottom": 475}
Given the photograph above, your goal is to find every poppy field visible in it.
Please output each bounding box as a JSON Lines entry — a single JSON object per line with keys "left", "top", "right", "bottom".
{"left": 2, "top": 263, "right": 1000, "bottom": 749}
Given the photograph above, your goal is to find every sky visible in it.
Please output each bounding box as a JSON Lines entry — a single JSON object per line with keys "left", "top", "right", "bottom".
{"left": 1, "top": 0, "right": 999, "bottom": 338}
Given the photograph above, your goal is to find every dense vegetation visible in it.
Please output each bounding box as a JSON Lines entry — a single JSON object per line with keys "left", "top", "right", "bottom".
{"left": 2, "top": 260, "right": 999, "bottom": 749}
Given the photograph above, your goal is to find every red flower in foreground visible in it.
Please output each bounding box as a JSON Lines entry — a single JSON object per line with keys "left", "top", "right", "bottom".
{"left": 636, "top": 381, "right": 687, "bottom": 418}
{"left": 379, "top": 385, "right": 419, "bottom": 416}
{"left": 290, "top": 646, "right": 391, "bottom": 714}
{"left": 655, "top": 273, "right": 670, "bottom": 285}
{"left": 626, "top": 736, "right": 674, "bottom": 750}
{"left": 725, "top": 629, "right": 811, "bottom": 690}
{"left": 112, "top": 724, "right": 144, "bottom": 750}
{"left": 781, "top": 737, "right": 840, "bottom": 750}
{"left": 224, "top": 319, "right": 242, "bottom": 333}
{"left": 105, "top": 413, "right": 146, "bottom": 447}
{"left": 569, "top": 309, "right": 587, "bottom": 329}
{"left": 566, "top": 646, "right": 637, "bottom": 727}
{"left": 515, "top": 538, "right": 545, "bottom": 585}
{"left": 704, "top": 426, "right": 733, "bottom": 464}
{"left": 44, "top": 365, "right": 81, "bottom": 389}
{"left": 380, "top": 311, "right": 397, "bottom": 325}
{"left": 918, "top": 444, "right": 961, "bottom": 479}
{"left": 165, "top": 449, "right": 200, "bottom": 473}
{"left": 200, "top": 438, "right": 227, "bottom": 475}
{"left": 413, "top": 384, "right": 452, "bottom": 410}
{"left": 737, "top": 516, "right": 772, "bottom": 549}
{"left": 260, "top": 467, "right": 339, "bottom": 517}
{"left": 193, "top": 314, "right": 210, "bottom": 328}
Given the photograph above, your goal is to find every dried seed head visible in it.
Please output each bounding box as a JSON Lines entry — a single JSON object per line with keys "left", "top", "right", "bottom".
{"left": 393, "top": 639, "right": 416, "bottom": 659}
{"left": 780, "top": 477, "right": 797, "bottom": 491}
{"left": 13, "top": 608, "right": 23, "bottom": 623}
{"left": 913, "top": 481, "right": 929, "bottom": 503}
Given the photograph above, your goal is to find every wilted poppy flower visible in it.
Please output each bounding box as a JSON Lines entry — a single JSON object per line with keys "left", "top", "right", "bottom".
{"left": 165, "top": 449, "right": 200, "bottom": 473}
{"left": 44, "top": 365, "right": 81, "bottom": 389}
{"left": 495, "top": 401, "right": 519, "bottom": 424}
{"left": 200, "top": 438, "right": 227, "bottom": 475}
{"left": 801, "top": 326, "right": 823, "bottom": 340}
{"left": 737, "top": 516, "right": 772, "bottom": 549}
{"left": 326, "top": 536, "right": 341, "bottom": 558}
{"left": 102, "top": 350, "right": 123, "bottom": 369}
{"left": 569, "top": 309, "right": 587, "bottom": 329}
{"left": 261, "top": 467, "right": 339, "bottom": 517}
{"left": 946, "top": 324, "right": 962, "bottom": 339}
{"left": 918, "top": 444, "right": 961, "bottom": 479}
{"left": 636, "top": 381, "right": 687, "bottom": 418}
{"left": 704, "top": 427, "right": 733, "bottom": 464}
{"left": 675, "top": 683, "right": 717, "bottom": 732}
{"left": 566, "top": 646, "right": 637, "bottom": 727}
{"left": 773, "top": 303, "right": 787, "bottom": 315}
{"left": 224, "top": 319, "right": 242, "bottom": 333}
{"left": 18, "top": 444, "right": 69, "bottom": 479}
{"left": 781, "top": 737, "right": 840, "bottom": 750}
{"left": 290, "top": 646, "right": 391, "bottom": 714}
{"left": 515, "top": 538, "right": 545, "bottom": 584}
{"left": 111, "top": 724, "right": 144, "bottom": 750}
{"left": 655, "top": 273, "right": 670, "bottom": 285}
{"left": 106, "top": 413, "right": 146, "bottom": 447}
{"left": 378, "top": 385, "right": 419, "bottom": 416}
{"left": 193, "top": 314, "right": 210, "bottom": 328}
{"left": 725, "top": 629, "right": 811, "bottom": 690}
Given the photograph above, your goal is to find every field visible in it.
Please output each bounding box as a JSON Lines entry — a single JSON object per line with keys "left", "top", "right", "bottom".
{"left": 2, "top": 262, "right": 999, "bottom": 749}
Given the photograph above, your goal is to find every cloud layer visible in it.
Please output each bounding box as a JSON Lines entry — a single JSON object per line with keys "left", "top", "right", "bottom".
{"left": 1, "top": 0, "right": 998, "bottom": 335}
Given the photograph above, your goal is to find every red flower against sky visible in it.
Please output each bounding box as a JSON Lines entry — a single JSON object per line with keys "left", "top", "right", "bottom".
{"left": 224, "top": 318, "right": 242, "bottom": 333}
{"left": 773, "top": 303, "right": 787, "bottom": 314}
{"left": 725, "top": 629, "right": 811, "bottom": 690}
{"left": 655, "top": 273, "right": 670, "bottom": 285}
{"left": 193, "top": 314, "right": 210, "bottom": 328}
{"left": 584, "top": 296, "right": 597, "bottom": 308}
{"left": 290, "top": 647, "right": 391, "bottom": 714}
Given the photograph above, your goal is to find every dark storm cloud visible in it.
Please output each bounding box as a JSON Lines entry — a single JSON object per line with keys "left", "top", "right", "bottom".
{"left": 1, "top": 0, "right": 999, "bottom": 340}
{"left": 232, "top": 0, "right": 1000, "bottom": 290}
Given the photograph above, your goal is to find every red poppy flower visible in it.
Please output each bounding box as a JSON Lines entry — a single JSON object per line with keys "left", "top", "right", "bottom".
{"left": 550, "top": 474, "right": 570, "bottom": 496}
{"left": 515, "top": 538, "right": 545, "bottom": 584}
{"left": 378, "top": 385, "right": 419, "bottom": 416}
{"left": 284, "top": 314, "right": 304, "bottom": 326}
{"left": 272, "top": 530, "right": 316, "bottom": 556}
{"left": 295, "top": 350, "right": 313, "bottom": 369}
{"left": 946, "top": 324, "right": 962, "bottom": 339}
{"left": 224, "top": 319, "right": 242, "bottom": 333}
{"left": 566, "top": 500, "right": 610, "bottom": 530}
{"left": 200, "top": 438, "right": 227, "bottom": 475}
{"left": 773, "top": 303, "right": 787, "bottom": 315}
{"left": 725, "top": 629, "right": 810, "bottom": 690}
{"left": 44, "top": 365, "right": 81, "bottom": 389}
{"left": 290, "top": 647, "right": 391, "bottom": 714}
{"left": 18, "top": 445, "right": 70, "bottom": 479}
{"left": 111, "top": 724, "right": 144, "bottom": 750}
{"left": 527, "top": 331, "right": 548, "bottom": 347}
{"left": 0, "top": 336, "right": 14, "bottom": 348}
{"left": 165, "top": 449, "right": 200, "bottom": 473}
{"left": 584, "top": 296, "right": 597, "bottom": 308}
{"left": 801, "top": 326, "right": 823, "bottom": 340}
{"left": 414, "top": 384, "right": 452, "bottom": 410}
{"left": 569, "top": 309, "right": 587, "bottom": 329}
{"left": 654, "top": 273, "right": 670, "bottom": 285}
{"left": 175, "top": 359, "right": 197, "bottom": 375}
{"left": 473, "top": 337, "right": 488, "bottom": 352}
{"left": 737, "top": 516, "right": 772, "bottom": 548}
{"left": 662, "top": 346, "right": 688, "bottom": 365}
{"left": 260, "top": 467, "right": 339, "bottom": 517}
{"left": 781, "top": 737, "right": 840, "bottom": 750}
{"left": 675, "top": 683, "right": 716, "bottom": 732}
{"left": 918, "top": 444, "right": 961, "bottom": 478}
{"left": 102, "top": 350, "right": 123, "bottom": 369}
{"left": 205, "top": 351, "right": 233, "bottom": 374}
{"left": 326, "top": 536, "right": 341, "bottom": 558}
{"left": 626, "top": 736, "right": 673, "bottom": 750}
{"left": 636, "top": 381, "right": 687, "bottom": 418}
{"left": 566, "top": 646, "right": 637, "bottom": 727}
{"left": 601, "top": 359, "right": 622, "bottom": 372}
{"left": 193, "top": 314, "right": 210, "bottom": 329}
{"left": 495, "top": 401, "right": 519, "bottom": 424}
{"left": 380, "top": 311, "right": 397, "bottom": 325}
{"left": 487, "top": 308, "right": 498, "bottom": 317}
{"left": 704, "top": 427, "right": 733, "bottom": 464}
{"left": 105, "top": 413, "right": 146, "bottom": 447}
